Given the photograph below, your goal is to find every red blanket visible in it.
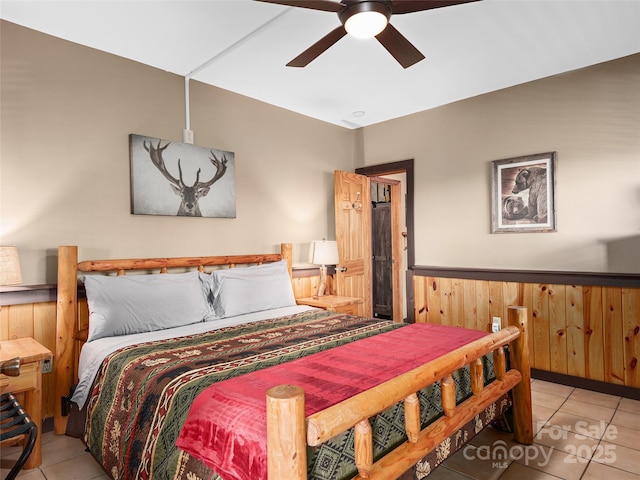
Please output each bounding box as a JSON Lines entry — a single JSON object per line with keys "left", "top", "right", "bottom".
{"left": 177, "top": 323, "right": 487, "bottom": 480}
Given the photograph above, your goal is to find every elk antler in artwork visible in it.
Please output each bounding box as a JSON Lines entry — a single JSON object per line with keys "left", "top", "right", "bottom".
{"left": 143, "top": 140, "right": 228, "bottom": 216}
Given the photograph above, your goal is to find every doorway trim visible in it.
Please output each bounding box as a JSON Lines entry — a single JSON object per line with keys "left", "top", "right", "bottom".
{"left": 356, "top": 159, "right": 415, "bottom": 322}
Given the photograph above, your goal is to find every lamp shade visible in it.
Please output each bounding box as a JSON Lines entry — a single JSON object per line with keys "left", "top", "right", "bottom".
{"left": 308, "top": 240, "right": 339, "bottom": 266}
{"left": 0, "top": 246, "right": 22, "bottom": 286}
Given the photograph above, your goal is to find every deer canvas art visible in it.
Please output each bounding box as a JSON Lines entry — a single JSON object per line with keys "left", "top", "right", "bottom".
{"left": 130, "top": 134, "right": 236, "bottom": 218}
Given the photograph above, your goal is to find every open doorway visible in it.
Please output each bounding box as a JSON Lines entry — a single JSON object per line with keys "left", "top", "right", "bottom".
{"left": 370, "top": 177, "right": 400, "bottom": 320}
{"left": 356, "top": 159, "right": 415, "bottom": 322}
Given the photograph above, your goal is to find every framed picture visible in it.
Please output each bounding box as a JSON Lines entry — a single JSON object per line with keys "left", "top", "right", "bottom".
{"left": 130, "top": 134, "right": 236, "bottom": 218}
{"left": 491, "top": 152, "right": 557, "bottom": 233}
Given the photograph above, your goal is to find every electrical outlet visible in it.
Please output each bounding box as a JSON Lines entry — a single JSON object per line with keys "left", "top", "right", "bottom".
{"left": 42, "top": 358, "right": 53, "bottom": 374}
{"left": 491, "top": 317, "right": 502, "bottom": 333}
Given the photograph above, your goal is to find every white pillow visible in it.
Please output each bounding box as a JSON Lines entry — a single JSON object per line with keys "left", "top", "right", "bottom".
{"left": 84, "top": 271, "right": 212, "bottom": 342}
{"left": 209, "top": 260, "right": 296, "bottom": 318}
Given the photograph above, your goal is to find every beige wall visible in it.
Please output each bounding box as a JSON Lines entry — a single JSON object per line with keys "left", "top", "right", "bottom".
{"left": 1, "top": 21, "right": 356, "bottom": 284}
{"left": 360, "top": 54, "right": 640, "bottom": 273}
{"left": 2, "top": 22, "right": 638, "bottom": 285}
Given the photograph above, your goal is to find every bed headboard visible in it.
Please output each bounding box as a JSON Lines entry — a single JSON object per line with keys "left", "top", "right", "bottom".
{"left": 54, "top": 243, "right": 293, "bottom": 434}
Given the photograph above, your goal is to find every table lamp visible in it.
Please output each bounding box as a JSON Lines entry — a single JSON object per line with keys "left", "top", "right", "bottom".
{"left": 0, "top": 246, "right": 22, "bottom": 286}
{"left": 308, "top": 240, "right": 339, "bottom": 298}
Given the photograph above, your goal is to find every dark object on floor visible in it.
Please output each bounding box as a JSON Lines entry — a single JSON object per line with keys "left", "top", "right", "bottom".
{"left": 1, "top": 391, "right": 38, "bottom": 480}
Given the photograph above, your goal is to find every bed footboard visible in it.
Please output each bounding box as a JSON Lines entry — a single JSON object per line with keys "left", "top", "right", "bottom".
{"left": 266, "top": 306, "right": 532, "bottom": 480}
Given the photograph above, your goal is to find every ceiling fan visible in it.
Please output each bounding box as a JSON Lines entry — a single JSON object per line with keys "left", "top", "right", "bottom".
{"left": 257, "top": 0, "right": 480, "bottom": 68}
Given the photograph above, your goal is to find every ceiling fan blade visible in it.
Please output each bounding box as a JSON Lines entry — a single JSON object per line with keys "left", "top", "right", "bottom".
{"left": 375, "top": 23, "right": 425, "bottom": 68}
{"left": 390, "top": 0, "right": 481, "bottom": 15}
{"left": 287, "top": 25, "right": 347, "bottom": 67}
{"left": 255, "top": 0, "right": 343, "bottom": 13}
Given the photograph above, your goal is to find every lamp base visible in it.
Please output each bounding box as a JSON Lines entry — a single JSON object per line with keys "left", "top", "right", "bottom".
{"left": 315, "top": 265, "right": 328, "bottom": 298}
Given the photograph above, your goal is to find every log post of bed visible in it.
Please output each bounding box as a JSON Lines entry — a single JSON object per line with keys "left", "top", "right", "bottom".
{"left": 281, "top": 243, "right": 292, "bottom": 278}
{"left": 55, "top": 246, "right": 78, "bottom": 434}
{"left": 266, "top": 385, "right": 307, "bottom": 480}
{"left": 508, "top": 305, "right": 533, "bottom": 444}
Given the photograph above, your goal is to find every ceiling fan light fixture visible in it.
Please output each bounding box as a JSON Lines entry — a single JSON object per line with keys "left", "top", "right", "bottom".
{"left": 342, "top": 2, "right": 390, "bottom": 39}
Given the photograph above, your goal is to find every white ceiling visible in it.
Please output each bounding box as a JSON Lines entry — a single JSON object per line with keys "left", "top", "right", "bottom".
{"left": 2, "top": 0, "right": 639, "bottom": 129}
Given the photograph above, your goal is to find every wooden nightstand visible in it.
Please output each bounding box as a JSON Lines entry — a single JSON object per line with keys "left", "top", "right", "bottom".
{"left": 0, "top": 337, "right": 52, "bottom": 469}
{"left": 297, "top": 295, "right": 363, "bottom": 315}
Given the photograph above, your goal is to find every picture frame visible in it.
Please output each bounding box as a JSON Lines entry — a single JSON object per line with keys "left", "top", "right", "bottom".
{"left": 491, "top": 152, "right": 557, "bottom": 233}
{"left": 130, "top": 134, "right": 236, "bottom": 218}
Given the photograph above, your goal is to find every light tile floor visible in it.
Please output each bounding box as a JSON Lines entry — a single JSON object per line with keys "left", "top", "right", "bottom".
{"left": 2, "top": 379, "right": 638, "bottom": 479}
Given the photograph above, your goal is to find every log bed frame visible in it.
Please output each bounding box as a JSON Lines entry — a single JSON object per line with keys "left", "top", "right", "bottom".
{"left": 54, "top": 243, "right": 533, "bottom": 480}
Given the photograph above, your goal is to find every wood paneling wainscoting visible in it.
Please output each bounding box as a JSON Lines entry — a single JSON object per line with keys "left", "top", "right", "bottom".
{"left": 0, "top": 270, "right": 326, "bottom": 422}
{"left": 412, "top": 268, "right": 640, "bottom": 398}
{"left": 291, "top": 267, "right": 335, "bottom": 298}
{"left": 3, "top": 268, "right": 637, "bottom": 418}
{"left": 1, "top": 285, "right": 57, "bottom": 419}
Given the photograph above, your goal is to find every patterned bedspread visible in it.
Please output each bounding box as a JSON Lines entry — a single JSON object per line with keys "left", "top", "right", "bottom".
{"left": 85, "top": 309, "right": 403, "bottom": 480}
{"left": 84, "top": 310, "right": 507, "bottom": 480}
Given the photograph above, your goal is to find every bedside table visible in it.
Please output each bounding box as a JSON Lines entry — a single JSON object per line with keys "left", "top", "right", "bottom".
{"left": 0, "top": 337, "right": 52, "bottom": 469}
{"left": 297, "top": 295, "right": 363, "bottom": 315}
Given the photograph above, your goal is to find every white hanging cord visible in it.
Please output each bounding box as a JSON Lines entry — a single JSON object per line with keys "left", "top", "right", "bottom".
{"left": 182, "top": 7, "right": 292, "bottom": 144}
{"left": 183, "top": 77, "right": 193, "bottom": 143}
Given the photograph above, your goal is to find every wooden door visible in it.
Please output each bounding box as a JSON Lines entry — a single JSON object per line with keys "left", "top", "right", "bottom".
{"left": 334, "top": 171, "right": 372, "bottom": 317}
{"left": 372, "top": 202, "right": 393, "bottom": 318}
{"left": 371, "top": 177, "right": 403, "bottom": 322}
